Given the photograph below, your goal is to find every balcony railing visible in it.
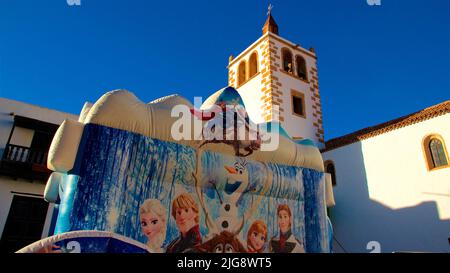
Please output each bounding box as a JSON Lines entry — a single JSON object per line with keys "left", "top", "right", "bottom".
{"left": 3, "top": 144, "right": 48, "bottom": 166}
{"left": 0, "top": 144, "right": 50, "bottom": 181}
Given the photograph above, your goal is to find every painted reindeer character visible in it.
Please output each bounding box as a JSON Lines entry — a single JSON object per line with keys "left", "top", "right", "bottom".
{"left": 195, "top": 230, "right": 247, "bottom": 253}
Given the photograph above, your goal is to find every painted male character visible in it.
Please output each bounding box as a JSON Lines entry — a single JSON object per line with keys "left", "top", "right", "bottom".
{"left": 269, "top": 204, "right": 305, "bottom": 253}
{"left": 166, "top": 192, "right": 202, "bottom": 253}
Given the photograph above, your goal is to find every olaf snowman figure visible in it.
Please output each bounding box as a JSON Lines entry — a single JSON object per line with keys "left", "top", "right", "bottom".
{"left": 214, "top": 158, "right": 254, "bottom": 232}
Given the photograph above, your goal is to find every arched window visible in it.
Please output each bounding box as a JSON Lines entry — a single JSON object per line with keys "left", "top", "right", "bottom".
{"left": 238, "top": 61, "right": 247, "bottom": 87}
{"left": 423, "top": 134, "right": 449, "bottom": 170}
{"left": 429, "top": 139, "right": 448, "bottom": 167}
{"left": 324, "top": 160, "right": 337, "bottom": 186}
{"left": 295, "top": 55, "right": 307, "bottom": 81}
{"left": 281, "top": 48, "right": 293, "bottom": 74}
{"left": 248, "top": 52, "right": 258, "bottom": 78}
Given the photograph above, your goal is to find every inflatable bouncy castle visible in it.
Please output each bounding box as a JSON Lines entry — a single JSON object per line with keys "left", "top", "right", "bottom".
{"left": 17, "top": 87, "right": 335, "bottom": 253}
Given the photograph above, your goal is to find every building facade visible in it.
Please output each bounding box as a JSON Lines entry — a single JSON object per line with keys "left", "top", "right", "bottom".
{"left": 227, "top": 13, "right": 325, "bottom": 149}
{"left": 322, "top": 101, "right": 450, "bottom": 253}
{"left": 0, "top": 98, "right": 78, "bottom": 252}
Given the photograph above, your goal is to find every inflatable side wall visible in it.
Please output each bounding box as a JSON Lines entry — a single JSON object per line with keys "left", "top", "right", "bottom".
{"left": 18, "top": 87, "right": 334, "bottom": 253}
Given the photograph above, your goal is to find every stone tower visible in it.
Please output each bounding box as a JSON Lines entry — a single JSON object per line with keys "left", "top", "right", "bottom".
{"left": 227, "top": 10, "right": 324, "bottom": 148}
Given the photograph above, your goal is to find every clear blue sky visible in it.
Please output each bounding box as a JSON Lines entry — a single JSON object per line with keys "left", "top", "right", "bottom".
{"left": 0, "top": 0, "right": 449, "bottom": 140}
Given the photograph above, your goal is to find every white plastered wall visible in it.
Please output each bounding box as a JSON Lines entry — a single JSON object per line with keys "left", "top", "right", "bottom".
{"left": 322, "top": 113, "right": 450, "bottom": 253}
{"left": 270, "top": 37, "right": 319, "bottom": 143}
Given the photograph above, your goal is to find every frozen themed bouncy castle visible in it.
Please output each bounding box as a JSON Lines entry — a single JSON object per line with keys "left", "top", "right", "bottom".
{"left": 18, "top": 87, "right": 335, "bottom": 253}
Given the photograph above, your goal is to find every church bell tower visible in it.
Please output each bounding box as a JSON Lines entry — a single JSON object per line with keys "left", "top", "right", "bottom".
{"left": 227, "top": 6, "right": 325, "bottom": 148}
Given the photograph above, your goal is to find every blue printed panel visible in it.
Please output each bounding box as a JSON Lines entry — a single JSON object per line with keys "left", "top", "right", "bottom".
{"left": 54, "top": 124, "right": 329, "bottom": 253}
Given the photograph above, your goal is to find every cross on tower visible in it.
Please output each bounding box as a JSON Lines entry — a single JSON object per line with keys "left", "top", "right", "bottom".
{"left": 267, "top": 4, "right": 273, "bottom": 16}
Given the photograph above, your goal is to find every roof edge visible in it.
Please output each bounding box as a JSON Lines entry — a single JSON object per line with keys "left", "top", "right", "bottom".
{"left": 321, "top": 100, "right": 450, "bottom": 153}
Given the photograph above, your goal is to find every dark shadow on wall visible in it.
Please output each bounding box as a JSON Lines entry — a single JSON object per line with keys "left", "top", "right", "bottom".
{"left": 327, "top": 141, "right": 450, "bottom": 253}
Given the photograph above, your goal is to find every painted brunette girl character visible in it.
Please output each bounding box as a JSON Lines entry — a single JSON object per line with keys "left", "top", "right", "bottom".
{"left": 246, "top": 220, "right": 268, "bottom": 253}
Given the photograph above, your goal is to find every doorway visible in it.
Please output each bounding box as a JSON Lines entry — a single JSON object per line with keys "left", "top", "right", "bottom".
{"left": 0, "top": 195, "right": 49, "bottom": 253}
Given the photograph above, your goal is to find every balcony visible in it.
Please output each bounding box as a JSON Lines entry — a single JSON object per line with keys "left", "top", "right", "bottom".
{"left": 0, "top": 144, "right": 51, "bottom": 181}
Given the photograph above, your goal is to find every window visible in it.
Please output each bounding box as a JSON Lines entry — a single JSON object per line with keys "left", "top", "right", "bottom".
{"left": 9, "top": 126, "right": 34, "bottom": 148}
{"left": 429, "top": 139, "right": 448, "bottom": 167}
{"left": 295, "top": 55, "right": 308, "bottom": 81}
{"left": 7, "top": 127, "right": 34, "bottom": 163}
{"left": 0, "top": 195, "right": 49, "bottom": 253}
{"left": 0, "top": 115, "right": 57, "bottom": 181}
{"left": 291, "top": 90, "right": 306, "bottom": 118}
{"left": 423, "top": 134, "right": 449, "bottom": 171}
{"left": 248, "top": 52, "right": 258, "bottom": 78}
{"left": 324, "top": 161, "right": 337, "bottom": 186}
{"left": 237, "top": 61, "right": 247, "bottom": 87}
{"left": 281, "top": 48, "right": 293, "bottom": 73}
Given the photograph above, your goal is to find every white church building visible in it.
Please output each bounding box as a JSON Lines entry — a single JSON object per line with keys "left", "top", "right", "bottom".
{"left": 322, "top": 101, "right": 450, "bottom": 253}
{"left": 226, "top": 11, "right": 450, "bottom": 253}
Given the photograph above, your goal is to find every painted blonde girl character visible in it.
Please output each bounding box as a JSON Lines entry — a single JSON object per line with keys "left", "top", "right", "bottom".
{"left": 139, "top": 199, "right": 167, "bottom": 253}
{"left": 246, "top": 220, "right": 268, "bottom": 253}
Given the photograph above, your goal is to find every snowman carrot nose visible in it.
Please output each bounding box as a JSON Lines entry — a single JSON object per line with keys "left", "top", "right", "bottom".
{"left": 224, "top": 165, "right": 237, "bottom": 174}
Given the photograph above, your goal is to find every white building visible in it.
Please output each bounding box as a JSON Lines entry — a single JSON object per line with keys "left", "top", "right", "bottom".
{"left": 322, "top": 101, "right": 450, "bottom": 253}
{"left": 227, "top": 12, "right": 325, "bottom": 149}
{"left": 0, "top": 98, "right": 77, "bottom": 252}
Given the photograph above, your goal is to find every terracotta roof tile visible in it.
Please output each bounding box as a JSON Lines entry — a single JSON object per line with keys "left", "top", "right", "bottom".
{"left": 262, "top": 14, "right": 279, "bottom": 35}
{"left": 322, "top": 100, "right": 450, "bottom": 152}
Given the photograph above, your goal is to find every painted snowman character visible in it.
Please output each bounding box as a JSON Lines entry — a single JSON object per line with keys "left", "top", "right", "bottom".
{"left": 216, "top": 159, "right": 252, "bottom": 232}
